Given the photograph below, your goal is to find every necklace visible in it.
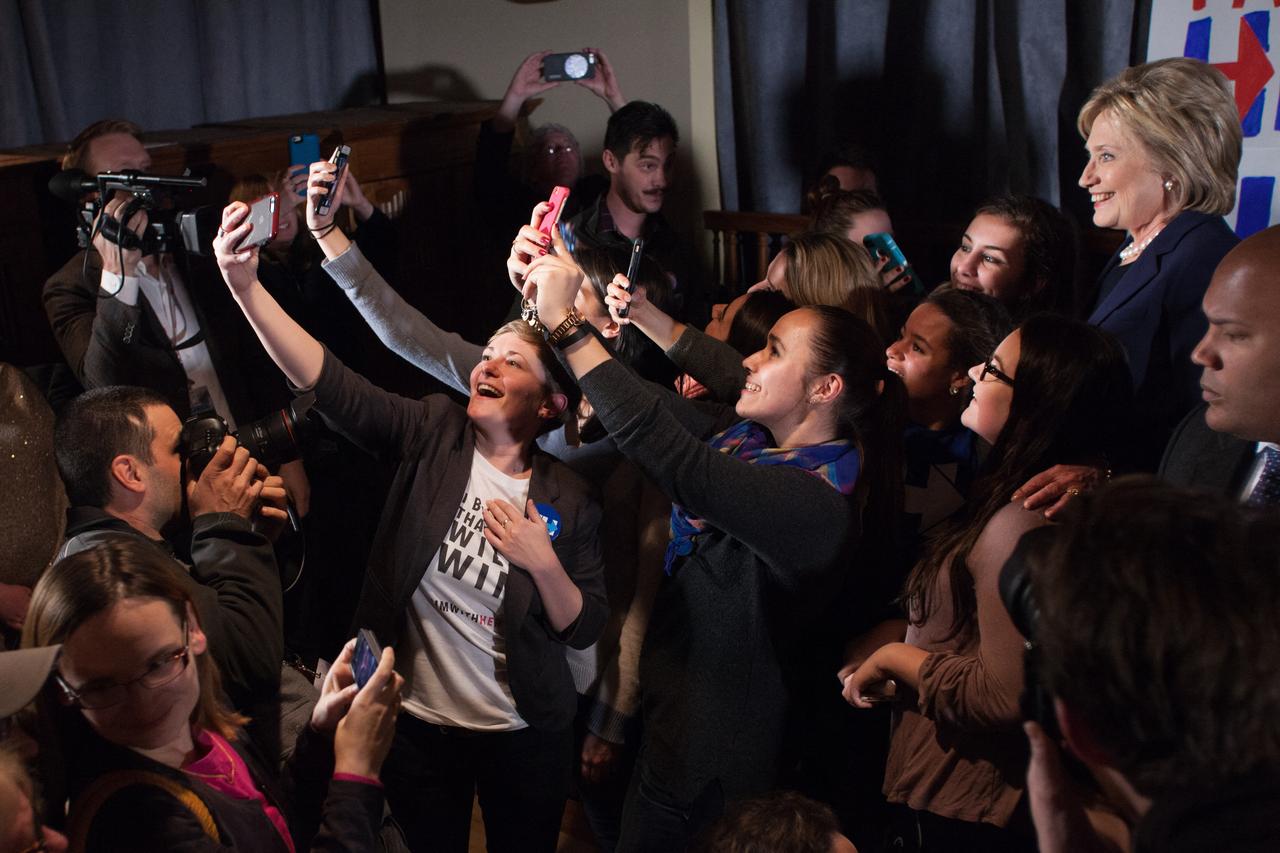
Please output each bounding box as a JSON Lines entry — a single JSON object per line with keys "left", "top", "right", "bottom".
{"left": 1118, "top": 226, "right": 1164, "bottom": 262}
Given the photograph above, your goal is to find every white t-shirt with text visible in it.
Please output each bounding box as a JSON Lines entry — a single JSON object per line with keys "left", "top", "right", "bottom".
{"left": 400, "top": 451, "right": 530, "bottom": 730}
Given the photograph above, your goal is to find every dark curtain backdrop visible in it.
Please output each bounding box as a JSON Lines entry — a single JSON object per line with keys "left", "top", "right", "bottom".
{"left": 0, "top": 0, "right": 380, "bottom": 150}
{"left": 714, "top": 0, "right": 1151, "bottom": 223}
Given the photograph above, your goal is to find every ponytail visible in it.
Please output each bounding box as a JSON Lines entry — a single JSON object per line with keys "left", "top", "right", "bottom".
{"left": 804, "top": 305, "right": 904, "bottom": 535}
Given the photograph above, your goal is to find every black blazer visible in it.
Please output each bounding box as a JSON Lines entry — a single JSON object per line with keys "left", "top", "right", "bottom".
{"left": 1159, "top": 403, "right": 1255, "bottom": 497}
{"left": 1087, "top": 211, "right": 1238, "bottom": 458}
{"left": 43, "top": 247, "right": 290, "bottom": 423}
{"left": 309, "top": 348, "right": 607, "bottom": 731}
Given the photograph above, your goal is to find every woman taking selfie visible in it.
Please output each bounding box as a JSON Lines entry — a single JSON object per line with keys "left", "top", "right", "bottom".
{"left": 842, "top": 315, "right": 1133, "bottom": 852}
{"left": 24, "top": 539, "right": 402, "bottom": 852}
{"left": 518, "top": 231, "right": 901, "bottom": 851}
{"left": 212, "top": 174, "right": 608, "bottom": 853}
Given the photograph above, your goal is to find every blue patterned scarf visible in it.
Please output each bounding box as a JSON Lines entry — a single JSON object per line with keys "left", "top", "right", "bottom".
{"left": 664, "top": 420, "right": 861, "bottom": 575}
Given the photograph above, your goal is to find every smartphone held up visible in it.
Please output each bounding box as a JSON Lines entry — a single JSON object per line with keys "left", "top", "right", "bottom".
{"left": 314, "top": 144, "right": 351, "bottom": 217}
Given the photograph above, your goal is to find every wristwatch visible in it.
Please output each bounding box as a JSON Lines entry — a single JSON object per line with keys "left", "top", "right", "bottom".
{"left": 546, "top": 309, "right": 591, "bottom": 349}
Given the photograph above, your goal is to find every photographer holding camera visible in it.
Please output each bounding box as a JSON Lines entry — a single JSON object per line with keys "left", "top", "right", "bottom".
{"left": 41, "top": 120, "right": 303, "bottom": 498}
{"left": 50, "top": 385, "right": 288, "bottom": 742}
{"left": 1020, "top": 478, "right": 1280, "bottom": 852}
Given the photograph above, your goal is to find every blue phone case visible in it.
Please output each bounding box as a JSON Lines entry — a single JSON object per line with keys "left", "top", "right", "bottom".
{"left": 863, "top": 232, "right": 909, "bottom": 268}
{"left": 288, "top": 134, "right": 321, "bottom": 197}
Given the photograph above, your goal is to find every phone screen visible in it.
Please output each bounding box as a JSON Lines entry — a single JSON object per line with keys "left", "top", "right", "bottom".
{"left": 353, "top": 628, "right": 381, "bottom": 690}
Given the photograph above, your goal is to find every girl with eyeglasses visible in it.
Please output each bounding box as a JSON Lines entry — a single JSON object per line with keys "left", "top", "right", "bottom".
{"left": 22, "top": 539, "right": 403, "bottom": 852}
{"left": 842, "top": 314, "right": 1133, "bottom": 852}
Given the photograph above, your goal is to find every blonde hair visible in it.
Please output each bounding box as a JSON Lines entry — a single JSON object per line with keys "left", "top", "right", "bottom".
{"left": 488, "top": 320, "right": 580, "bottom": 435}
{"left": 61, "top": 119, "right": 144, "bottom": 172}
{"left": 1078, "top": 57, "right": 1241, "bottom": 215}
{"left": 782, "top": 231, "right": 892, "bottom": 344}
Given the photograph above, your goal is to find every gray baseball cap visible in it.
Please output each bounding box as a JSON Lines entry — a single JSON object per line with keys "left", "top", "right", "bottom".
{"left": 0, "top": 645, "right": 61, "bottom": 718}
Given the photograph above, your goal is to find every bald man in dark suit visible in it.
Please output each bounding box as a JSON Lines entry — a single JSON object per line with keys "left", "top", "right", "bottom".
{"left": 1160, "top": 224, "right": 1280, "bottom": 503}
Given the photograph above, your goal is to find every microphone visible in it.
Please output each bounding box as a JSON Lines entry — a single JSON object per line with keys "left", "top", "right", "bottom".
{"left": 48, "top": 169, "right": 98, "bottom": 202}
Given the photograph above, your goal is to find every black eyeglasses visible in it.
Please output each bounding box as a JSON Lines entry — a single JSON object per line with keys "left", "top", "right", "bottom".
{"left": 979, "top": 358, "right": 1016, "bottom": 387}
{"left": 55, "top": 618, "right": 190, "bottom": 710}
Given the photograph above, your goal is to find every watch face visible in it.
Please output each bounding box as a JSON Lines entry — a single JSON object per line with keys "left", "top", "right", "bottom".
{"left": 564, "top": 54, "right": 589, "bottom": 79}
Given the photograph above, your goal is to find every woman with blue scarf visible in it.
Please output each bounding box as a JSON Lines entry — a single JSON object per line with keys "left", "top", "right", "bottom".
{"left": 520, "top": 232, "right": 903, "bottom": 853}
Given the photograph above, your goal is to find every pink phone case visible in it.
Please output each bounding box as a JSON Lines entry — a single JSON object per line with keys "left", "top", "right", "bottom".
{"left": 537, "top": 185, "right": 571, "bottom": 236}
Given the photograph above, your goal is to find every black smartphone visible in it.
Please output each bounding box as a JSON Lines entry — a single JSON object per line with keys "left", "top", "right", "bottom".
{"left": 542, "top": 51, "right": 596, "bottom": 82}
{"left": 617, "top": 239, "right": 645, "bottom": 319}
{"left": 314, "top": 144, "right": 351, "bottom": 217}
{"left": 352, "top": 628, "right": 382, "bottom": 690}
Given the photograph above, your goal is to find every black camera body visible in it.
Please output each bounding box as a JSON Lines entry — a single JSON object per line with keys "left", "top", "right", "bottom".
{"left": 180, "top": 393, "right": 315, "bottom": 479}
{"left": 50, "top": 168, "right": 218, "bottom": 255}
{"left": 998, "top": 526, "right": 1060, "bottom": 739}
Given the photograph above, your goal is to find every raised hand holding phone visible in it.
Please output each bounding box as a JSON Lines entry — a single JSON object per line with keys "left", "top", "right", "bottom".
{"left": 616, "top": 238, "right": 645, "bottom": 319}
{"left": 313, "top": 144, "right": 351, "bottom": 218}
{"left": 538, "top": 185, "right": 571, "bottom": 237}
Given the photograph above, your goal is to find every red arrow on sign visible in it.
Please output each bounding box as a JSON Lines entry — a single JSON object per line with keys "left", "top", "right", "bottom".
{"left": 1213, "top": 16, "right": 1276, "bottom": 121}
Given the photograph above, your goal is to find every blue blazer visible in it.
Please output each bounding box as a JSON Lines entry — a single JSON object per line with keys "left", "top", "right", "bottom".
{"left": 1088, "top": 210, "right": 1238, "bottom": 446}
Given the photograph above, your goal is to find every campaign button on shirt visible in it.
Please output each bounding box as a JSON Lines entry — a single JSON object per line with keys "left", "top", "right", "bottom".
{"left": 534, "top": 502, "right": 561, "bottom": 540}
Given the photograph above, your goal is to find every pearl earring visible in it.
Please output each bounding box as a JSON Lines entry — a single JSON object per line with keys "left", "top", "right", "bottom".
{"left": 948, "top": 385, "right": 961, "bottom": 397}
{"left": 1163, "top": 179, "right": 1174, "bottom": 192}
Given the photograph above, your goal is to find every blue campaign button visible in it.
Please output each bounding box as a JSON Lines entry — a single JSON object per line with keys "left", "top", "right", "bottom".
{"left": 534, "top": 502, "right": 561, "bottom": 540}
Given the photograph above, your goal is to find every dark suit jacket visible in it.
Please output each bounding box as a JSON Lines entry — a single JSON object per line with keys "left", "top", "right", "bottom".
{"left": 43, "top": 247, "right": 290, "bottom": 423}
{"left": 1088, "top": 211, "right": 1237, "bottom": 464}
{"left": 1158, "top": 403, "right": 1255, "bottom": 497}
{"left": 309, "top": 348, "right": 608, "bottom": 732}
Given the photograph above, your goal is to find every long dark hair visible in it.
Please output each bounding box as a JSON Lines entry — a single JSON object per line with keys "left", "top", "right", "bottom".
{"left": 973, "top": 195, "right": 1079, "bottom": 318}
{"left": 804, "top": 305, "right": 905, "bottom": 538}
{"left": 726, "top": 291, "right": 794, "bottom": 357}
{"left": 903, "top": 314, "right": 1133, "bottom": 639}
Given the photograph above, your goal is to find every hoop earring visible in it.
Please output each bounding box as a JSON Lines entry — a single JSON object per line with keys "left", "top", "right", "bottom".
{"left": 948, "top": 385, "right": 961, "bottom": 397}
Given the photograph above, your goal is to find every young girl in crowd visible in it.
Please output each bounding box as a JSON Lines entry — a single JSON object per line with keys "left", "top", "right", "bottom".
{"left": 885, "top": 286, "right": 1012, "bottom": 569}
{"left": 950, "top": 195, "right": 1078, "bottom": 320}
{"left": 750, "top": 230, "right": 893, "bottom": 343}
{"left": 518, "top": 228, "right": 902, "bottom": 852}
{"left": 23, "top": 539, "right": 402, "bottom": 851}
{"left": 214, "top": 179, "right": 608, "bottom": 853}
{"left": 842, "top": 315, "right": 1133, "bottom": 852}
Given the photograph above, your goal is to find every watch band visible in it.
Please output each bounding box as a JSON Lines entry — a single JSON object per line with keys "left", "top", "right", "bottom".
{"left": 546, "top": 309, "right": 586, "bottom": 346}
{"left": 552, "top": 324, "right": 592, "bottom": 350}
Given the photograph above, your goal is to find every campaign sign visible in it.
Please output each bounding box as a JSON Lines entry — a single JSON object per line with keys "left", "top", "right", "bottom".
{"left": 1148, "top": 1, "right": 1280, "bottom": 236}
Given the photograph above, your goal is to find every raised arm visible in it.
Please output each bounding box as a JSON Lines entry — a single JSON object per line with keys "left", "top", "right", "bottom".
{"left": 526, "top": 245, "right": 855, "bottom": 589}
{"left": 604, "top": 275, "right": 746, "bottom": 402}
{"left": 214, "top": 202, "right": 323, "bottom": 389}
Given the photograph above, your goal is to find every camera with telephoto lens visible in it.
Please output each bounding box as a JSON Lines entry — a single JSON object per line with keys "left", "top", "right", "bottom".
{"left": 179, "top": 393, "right": 315, "bottom": 479}
{"left": 997, "top": 526, "right": 1060, "bottom": 739}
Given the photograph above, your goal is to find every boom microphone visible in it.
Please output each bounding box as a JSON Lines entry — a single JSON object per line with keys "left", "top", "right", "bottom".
{"left": 48, "top": 169, "right": 98, "bottom": 203}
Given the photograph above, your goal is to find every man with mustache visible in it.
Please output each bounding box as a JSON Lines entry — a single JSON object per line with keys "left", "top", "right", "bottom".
{"left": 566, "top": 101, "right": 692, "bottom": 317}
